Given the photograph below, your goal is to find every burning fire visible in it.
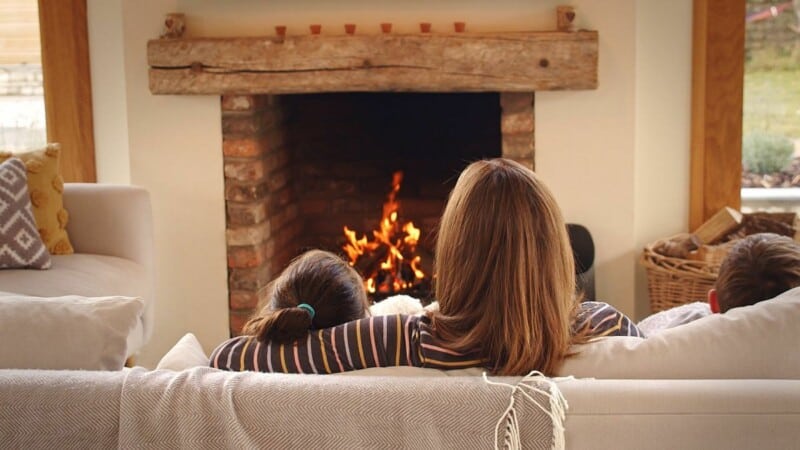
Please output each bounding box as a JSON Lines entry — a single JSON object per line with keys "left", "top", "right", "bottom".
{"left": 343, "top": 171, "right": 426, "bottom": 296}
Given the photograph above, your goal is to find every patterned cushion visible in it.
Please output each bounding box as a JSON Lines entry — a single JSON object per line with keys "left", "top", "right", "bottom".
{"left": 0, "top": 143, "right": 73, "bottom": 254}
{"left": 0, "top": 158, "right": 52, "bottom": 269}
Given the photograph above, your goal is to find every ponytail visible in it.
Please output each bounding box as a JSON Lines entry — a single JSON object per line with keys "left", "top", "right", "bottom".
{"left": 243, "top": 306, "right": 313, "bottom": 343}
{"left": 241, "top": 249, "right": 369, "bottom": 343}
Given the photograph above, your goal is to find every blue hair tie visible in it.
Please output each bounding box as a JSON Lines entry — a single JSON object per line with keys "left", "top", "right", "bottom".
{"left": 297, "top": 303, "right": 315, "bottom": 320}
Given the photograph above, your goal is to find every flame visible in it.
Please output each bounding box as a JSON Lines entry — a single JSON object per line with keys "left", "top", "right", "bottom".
{"left": 403, "top": 222, "right": 420, "bottom": 246}
{"left": 342, "top": 170, "right": 426, "bottom": 295}
{"left": 366, "top": 278, "right": 376, "bottom": 294}
{"left": 410, "top": 256, "right": 425, "bottom": 279}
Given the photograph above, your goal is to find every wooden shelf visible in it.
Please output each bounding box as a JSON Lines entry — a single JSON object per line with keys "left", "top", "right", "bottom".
{"left": 147, "top": 31, "right": 598, "bottom": 95}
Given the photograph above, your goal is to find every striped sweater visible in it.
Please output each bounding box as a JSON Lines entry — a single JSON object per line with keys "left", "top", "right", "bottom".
{"left": 210, "top": 301, "right": 642, "bottom": 373}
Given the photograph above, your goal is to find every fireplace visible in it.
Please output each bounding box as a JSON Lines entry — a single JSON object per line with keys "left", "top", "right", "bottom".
{"left": 223, "top": 91, "right": 534, "bottom": 333}
{"left": 146, "top": 22, "right": 598, "bottom": 334}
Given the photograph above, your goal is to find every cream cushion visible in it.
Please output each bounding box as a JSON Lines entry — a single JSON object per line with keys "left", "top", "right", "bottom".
{"left": 0, "top": 294, "right": 144, "bottom": 370}
{"left": 156, "top": 333, "right": 210, "bottom": 370}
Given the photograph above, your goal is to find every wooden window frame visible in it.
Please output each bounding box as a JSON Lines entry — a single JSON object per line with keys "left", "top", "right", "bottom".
{"left": 38, "top": 0, "right": 96, "bottom": 182}
{"left": 690, "top": 0, "right": 746, "bottom": 230}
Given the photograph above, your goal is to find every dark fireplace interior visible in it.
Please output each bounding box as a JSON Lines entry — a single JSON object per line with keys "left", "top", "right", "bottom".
{"left": 285, "top": 92, "right": 502, "bottom": 255}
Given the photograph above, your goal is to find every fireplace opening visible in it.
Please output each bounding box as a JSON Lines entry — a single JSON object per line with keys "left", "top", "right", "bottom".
{"left": 223, "top": 92, "right": 533, "bottom": 333}
{"left": 287, "top": 92, "right": 500, "bottom": 302}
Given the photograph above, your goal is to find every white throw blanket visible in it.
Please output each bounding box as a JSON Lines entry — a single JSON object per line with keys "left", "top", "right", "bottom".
{"left": 119, "top": 367, "right": 565, "bottom": 449}
{"left": 0, "top": 369, "right": 127, "bottom": 449}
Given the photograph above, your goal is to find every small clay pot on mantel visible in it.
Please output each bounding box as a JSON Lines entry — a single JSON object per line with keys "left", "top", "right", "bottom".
{"left": 309, "top": 24, "right": 322, "bottom": 35}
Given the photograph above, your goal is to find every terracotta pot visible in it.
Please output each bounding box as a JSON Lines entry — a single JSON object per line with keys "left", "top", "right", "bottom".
{"left": 419, "top": 22, "right": 432, "bottom": 33}
{"left": 454, "top": 21, "right": 466, "bottom": 32}
{"left": 344, "top": 24, "right": 356, "bottom": 35}
{"left": 380, "top": 23, "right": 392, "bottom": 33}
{"left": 309, "top": 24, "right": 322, "bottom": 35}
{"left": 275, "top": 25, "right": 287, "bottom": 37}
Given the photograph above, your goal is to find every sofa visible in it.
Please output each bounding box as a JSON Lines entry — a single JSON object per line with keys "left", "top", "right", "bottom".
{"left": 0, "top": 183, "right": 155, "bottom": 358}
{"left": 1, "top": 286, "right": 799, "bottom": 449}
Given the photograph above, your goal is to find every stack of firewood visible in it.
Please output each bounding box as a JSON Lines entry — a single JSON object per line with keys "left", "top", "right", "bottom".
{"left": 654, "top": 207, "right": 799, "bottom": 265}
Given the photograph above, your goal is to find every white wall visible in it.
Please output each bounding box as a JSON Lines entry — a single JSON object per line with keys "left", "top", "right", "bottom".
{"left": 633, "top": 0, "right": 692, "bottom": 318}
{"left": 87, "top": 0, "right": 130, "bottom": 184}
{"left": 88, "top": 0, "right": 693, "bottom": 368}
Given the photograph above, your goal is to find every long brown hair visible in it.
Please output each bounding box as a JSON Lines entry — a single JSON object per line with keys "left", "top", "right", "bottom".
{"left": 242, "top": 249, "right": 370, "bottom": 342}
{"left": 430, "top": 158, "right": 580, "bottom": 376}
{"left": 715, "top": 232, "right": 800, "bottom": 312}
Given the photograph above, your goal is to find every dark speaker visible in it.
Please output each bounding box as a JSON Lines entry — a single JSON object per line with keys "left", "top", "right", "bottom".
{"left": 567, "top": 223, "right": 595, "bottom": 301}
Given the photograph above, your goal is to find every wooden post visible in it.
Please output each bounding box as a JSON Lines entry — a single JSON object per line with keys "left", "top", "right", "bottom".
{"left": 690, "top": 0, "right": 745, "bottom": 230}
{"left": 38, "top": 0, "right": 96, "bottom": 182}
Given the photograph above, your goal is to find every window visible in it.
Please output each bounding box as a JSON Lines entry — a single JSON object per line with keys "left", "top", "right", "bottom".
{"left": 741, "top": 0, "right": 800, "bottom": 214}
{"left": 0, "top": 0, "right": 47, "bottom": 151}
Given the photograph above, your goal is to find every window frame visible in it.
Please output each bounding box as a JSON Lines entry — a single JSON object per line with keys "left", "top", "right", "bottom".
{"left": 690, "top": 0, "right": 745, "bottom": 230}
{"left": 38, "top": 0, "right": 96, "bottom": 182}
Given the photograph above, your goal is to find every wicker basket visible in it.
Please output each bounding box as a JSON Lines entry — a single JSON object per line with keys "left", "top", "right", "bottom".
{"left": 641, "top": 234, "right": 720, "bottom": 312}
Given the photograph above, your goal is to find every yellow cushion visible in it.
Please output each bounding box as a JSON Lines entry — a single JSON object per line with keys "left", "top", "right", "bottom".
{"left": 0, "top": 144, "right": 73, "bottom": 254}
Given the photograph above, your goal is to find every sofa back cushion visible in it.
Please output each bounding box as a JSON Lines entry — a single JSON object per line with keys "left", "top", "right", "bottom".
{"left": 559, "top": 286, "right": 800, "bottom": 379}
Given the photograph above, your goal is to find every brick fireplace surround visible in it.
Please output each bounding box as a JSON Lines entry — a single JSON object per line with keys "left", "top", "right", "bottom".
{"left": 146, "top": 27, "right": 598, "bottom": 334}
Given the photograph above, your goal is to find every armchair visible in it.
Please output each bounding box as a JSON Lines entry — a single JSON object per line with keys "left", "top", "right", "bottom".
{"left": 0, "top": 183, "right": 155, "bottom": 356}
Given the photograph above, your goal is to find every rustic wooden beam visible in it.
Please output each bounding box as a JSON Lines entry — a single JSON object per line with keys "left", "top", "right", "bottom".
{"left": 148, "top": 31, "right": 598, "bottom": 95}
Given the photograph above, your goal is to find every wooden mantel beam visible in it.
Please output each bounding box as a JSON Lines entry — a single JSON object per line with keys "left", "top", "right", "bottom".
{"left": 147, "top": 31, "right": 598, "bottom": 95}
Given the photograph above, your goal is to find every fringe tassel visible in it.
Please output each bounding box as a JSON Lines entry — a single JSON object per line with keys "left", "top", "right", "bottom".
{"left": 482, "top": 371, "right": 571, "bottom": 450}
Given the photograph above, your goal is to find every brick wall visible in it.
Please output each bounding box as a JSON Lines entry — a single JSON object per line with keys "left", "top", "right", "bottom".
{"left": 222, "top": 91, "right": 534, "bottom": 336}
{"left": 222, "top": 94, "right": 300, "bottom": 335}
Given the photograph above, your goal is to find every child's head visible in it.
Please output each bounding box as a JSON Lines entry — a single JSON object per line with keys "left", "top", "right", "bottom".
{"left": 432, "top": 158, "right": 577, "bottom": 376}
{"left": 243, "top": 249, "right": 370, "bottom": 342}
{"left": 710, "top": 233, "right": 800, "bottom": 313}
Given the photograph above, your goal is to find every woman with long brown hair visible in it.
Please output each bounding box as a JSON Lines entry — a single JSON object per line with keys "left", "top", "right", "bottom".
{"left": 212, "top": 158, "right": 641, "bottom": 375}
{"left": 430, "top": 158, "right": 585, "bottom": 375}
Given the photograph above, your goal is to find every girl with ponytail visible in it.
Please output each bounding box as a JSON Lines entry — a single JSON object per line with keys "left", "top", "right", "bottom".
{"left": 241, "top": 249, "right": 370, "bottom": 343}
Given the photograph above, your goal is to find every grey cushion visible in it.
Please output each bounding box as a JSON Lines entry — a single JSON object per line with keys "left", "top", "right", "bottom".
{"left": 0, "top": 158, "right": 51, "bottom": 269}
